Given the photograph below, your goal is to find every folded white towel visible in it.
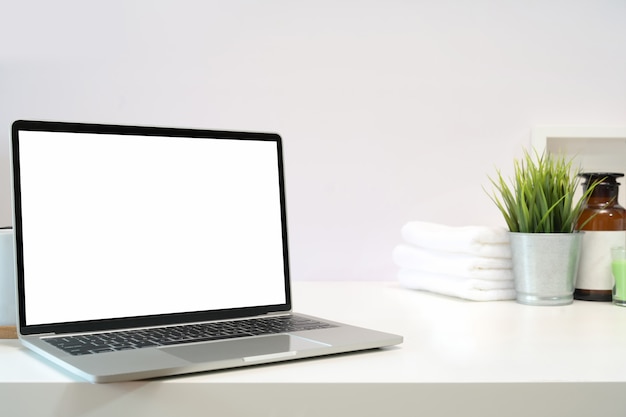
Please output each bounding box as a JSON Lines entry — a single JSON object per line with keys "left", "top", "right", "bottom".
{"left": 393, "top": 244, "right": 513, "bottom": 280}
{"left": 401, "top": 221, "right": 512, "bottom": 258}
{"left": 398, "top": 269, "right": 517, "bottom": 301}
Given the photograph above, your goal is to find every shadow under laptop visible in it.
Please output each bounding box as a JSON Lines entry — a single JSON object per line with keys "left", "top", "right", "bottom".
{"left": 151, "top": 345, "right": 403, "bottom": 383}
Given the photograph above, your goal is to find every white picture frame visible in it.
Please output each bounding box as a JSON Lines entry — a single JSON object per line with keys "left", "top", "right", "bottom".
{"left": 531, "top": 126, "right": 626, "bottom": 205}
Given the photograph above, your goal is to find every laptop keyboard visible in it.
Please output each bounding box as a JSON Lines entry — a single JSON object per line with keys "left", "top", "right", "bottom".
{"left": 44, "top": 315, "right": 336, "bottom": 356}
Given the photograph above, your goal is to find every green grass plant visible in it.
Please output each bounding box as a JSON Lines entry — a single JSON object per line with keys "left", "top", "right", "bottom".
{"left": 487, "top": 149, "right": 595, "bottom": 233}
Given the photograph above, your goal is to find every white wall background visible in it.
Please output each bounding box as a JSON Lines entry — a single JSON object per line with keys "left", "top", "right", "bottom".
{"left": 1, "top": 0, "right": 625, "bottom": 281}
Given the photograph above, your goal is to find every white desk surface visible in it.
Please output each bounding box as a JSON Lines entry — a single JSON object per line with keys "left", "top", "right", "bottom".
{"left": 1, "top": 281, "right": 626, "bottom": 417}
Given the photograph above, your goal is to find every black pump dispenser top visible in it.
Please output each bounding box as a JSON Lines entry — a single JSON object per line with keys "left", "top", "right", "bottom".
{"left": 579, "top": 172, "right": 624, "bottom": 187}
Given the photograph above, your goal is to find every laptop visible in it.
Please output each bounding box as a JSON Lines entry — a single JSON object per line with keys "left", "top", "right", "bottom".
{"left": 10, "top": 120, "right": 402, "bottom": 383}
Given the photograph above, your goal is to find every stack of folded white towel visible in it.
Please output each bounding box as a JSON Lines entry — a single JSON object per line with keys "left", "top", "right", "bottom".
{"left": 392, "top": 221, "right": 516, "bottom": 301}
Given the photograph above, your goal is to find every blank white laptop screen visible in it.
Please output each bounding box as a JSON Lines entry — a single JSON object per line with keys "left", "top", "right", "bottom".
{"left": 16, "top": 130, "right": 287, "bottom": 326}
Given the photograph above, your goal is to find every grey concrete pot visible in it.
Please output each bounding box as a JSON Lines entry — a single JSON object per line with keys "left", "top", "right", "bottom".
{"left": 509, "top": 232, "right": 583, "bottom": 306}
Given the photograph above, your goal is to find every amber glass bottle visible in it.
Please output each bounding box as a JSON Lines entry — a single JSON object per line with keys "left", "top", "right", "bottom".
{"left": 575, "top": 173, "right": 626, "bottom": 301}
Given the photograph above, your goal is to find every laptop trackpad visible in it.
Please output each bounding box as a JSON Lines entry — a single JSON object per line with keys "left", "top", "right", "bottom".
{"left": 162, "top": 334, "right": 328, "bottom": 363}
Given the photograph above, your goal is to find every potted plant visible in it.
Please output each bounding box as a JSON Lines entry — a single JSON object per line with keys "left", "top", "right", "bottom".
{"left": 487, "top": 149, "right": 597, "bottom": 305}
